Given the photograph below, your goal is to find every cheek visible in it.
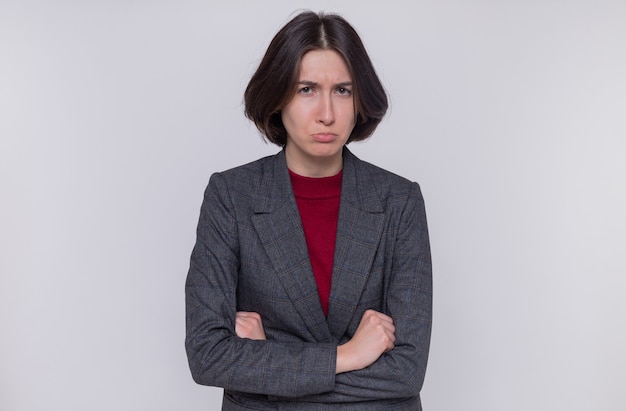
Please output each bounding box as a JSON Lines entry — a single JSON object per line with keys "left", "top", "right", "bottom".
{"left": 341, "top": 105, "right": 356, "bottom": 128}
{"left": 282, "top": 104, "right": 308, "bottom": 129}
{"left": 280, "top": 110, "right": 297, "bottom": 134}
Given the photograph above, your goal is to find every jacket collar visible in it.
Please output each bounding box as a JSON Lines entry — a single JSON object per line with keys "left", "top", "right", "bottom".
{"left": 253, "top": 147, "right": 383, "bottom": 214}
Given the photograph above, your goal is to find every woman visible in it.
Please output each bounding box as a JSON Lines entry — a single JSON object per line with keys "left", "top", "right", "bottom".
{"left": 185, "top": 10, "right": 432, "bottom": 410}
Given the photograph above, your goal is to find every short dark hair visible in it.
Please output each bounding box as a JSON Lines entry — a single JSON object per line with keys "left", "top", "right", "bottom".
{"left": 244, "top": 11, "right": 388, "bottom": 146}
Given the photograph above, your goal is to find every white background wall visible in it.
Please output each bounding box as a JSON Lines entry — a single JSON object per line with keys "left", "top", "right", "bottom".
{"left": 1, "top": 1, "right": 625, "bottom": 410}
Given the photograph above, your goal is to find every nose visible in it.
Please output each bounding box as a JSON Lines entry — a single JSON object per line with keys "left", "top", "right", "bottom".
{"left": 317, "top": 94, "right": 335, "bottom": 125}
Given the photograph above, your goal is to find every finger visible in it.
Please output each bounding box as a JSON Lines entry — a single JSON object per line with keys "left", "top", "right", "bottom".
{"left": 236, "top": 311, "right": 257, "bottom": 319}
{"left": 371, "top": 317, "right": 395, "bottom": 335}
{"left": 236, "top": 311, "right": 262, "bottom": 323}
{"left": 235, "top": 318, "right": 255, "bottom": 337}
{"left": 363, "top": 309, "right": 394, "bottom": 325}
{"left": 376, "top": 312, "right": 394, "bottom": 325}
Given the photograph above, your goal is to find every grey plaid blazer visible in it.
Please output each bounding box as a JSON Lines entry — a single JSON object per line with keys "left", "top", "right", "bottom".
{"left": 185, "top": 148, "right": 432, "bottom": 410}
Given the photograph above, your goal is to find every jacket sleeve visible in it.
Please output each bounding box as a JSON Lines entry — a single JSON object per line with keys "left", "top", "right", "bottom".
{"left": 271, "top": 182, "right": 433, "bottom": 403}
{"left": 185, "top": 173, "right": 337, "bottom": 398}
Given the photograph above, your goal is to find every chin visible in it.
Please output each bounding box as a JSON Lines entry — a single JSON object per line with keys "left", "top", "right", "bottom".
{"left": 310, "top": 146, "right": 343, "bottom": 158}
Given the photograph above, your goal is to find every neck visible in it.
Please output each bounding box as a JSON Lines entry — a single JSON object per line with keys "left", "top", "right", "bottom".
{"left": 285, "top": 149, "right": 343, "bottom": 177}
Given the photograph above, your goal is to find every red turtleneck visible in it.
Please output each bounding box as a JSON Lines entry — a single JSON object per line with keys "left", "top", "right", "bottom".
{"left": 289, "top": 169, "right": 342, "bottom": 317}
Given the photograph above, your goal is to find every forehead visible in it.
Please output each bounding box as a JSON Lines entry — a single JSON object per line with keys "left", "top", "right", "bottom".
{"left": 297, "top": 49, "right": 352, "bottom": 80}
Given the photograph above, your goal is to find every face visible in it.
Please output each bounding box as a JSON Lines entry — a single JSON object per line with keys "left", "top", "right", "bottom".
{"left": 281, "top": 49, "right": 355, "bottom": 177}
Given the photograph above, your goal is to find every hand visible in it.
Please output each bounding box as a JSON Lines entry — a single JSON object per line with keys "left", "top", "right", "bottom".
{"left": 336, "top": 309, "right": 395, "bottom": 373}
{"left": 235, "top": 311, "right": 266, "bottom": 340}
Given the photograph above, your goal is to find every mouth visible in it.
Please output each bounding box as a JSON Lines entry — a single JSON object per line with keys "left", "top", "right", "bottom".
{"left": 312, "top": 133, "right": 337, "bottom": 143}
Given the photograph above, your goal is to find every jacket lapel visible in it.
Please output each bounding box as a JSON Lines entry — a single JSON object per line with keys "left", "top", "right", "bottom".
{"left": 251, "top": 150, "right": 332, "bottom": 342}
{"left": 250, "top": 148, "right": 386, "bottom": 343}
{"left": 326, "top": 149, "right": 385, "bottom": 340}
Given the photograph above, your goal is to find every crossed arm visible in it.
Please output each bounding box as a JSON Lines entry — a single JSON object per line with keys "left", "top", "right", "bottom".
{"left": 186, "top": 174, "right": 431, "bottom": 400}
{"left": 236, "top": 309, "right": 396, "bottom": 374}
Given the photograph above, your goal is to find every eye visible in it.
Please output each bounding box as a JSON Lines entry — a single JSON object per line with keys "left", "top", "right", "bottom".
{"left": 298, "top": 86, "right": 313, "bottom": 94}
{"left": 336, "top": 87, "right": 352, "bottom": 96}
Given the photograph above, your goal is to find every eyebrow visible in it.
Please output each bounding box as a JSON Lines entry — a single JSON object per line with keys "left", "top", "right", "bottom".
{"left": 297, "top": 80, "right": 353, "bottom": 88}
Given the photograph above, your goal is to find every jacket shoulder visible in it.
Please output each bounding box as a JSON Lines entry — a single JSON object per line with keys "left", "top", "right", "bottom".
{"left": 353, "top": 155, "right": 420, "bottom": 200}
{"left": 207, "top": 154, "right": 275, "bottom": 193}
{"left": 217, "top": 154, "right": 274, "bottom": 179}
